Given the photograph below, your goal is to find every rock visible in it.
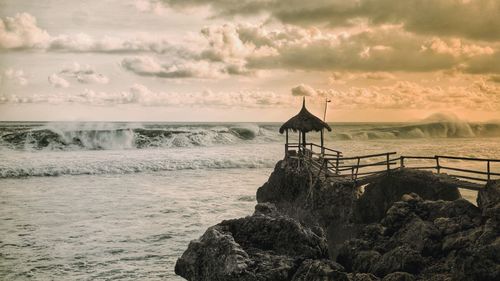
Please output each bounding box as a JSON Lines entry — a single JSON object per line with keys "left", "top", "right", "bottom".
{"left": 381, "top": 272, "right": 415, "bottom": 281}
{"left": 174, "top": 226, "right": 252, "bottom": 281}
{"left": 351, "top": 250, "right": 381, "bottom": 273}
{"left": 441, "top": 228, "right": 483, "bottom": 252}
{"left": 451, "top": 231, "right": 500, "bottom": 281}
{"left": 176, "top": 160, "right": 500, "bottom": 281}
{"left": 347, "top": 273, "right": 380, "bottom": 281}
{"left": 175, "top": 213, "right": 329, "bottom": 281}
{"left": 254, "top": 202, "right": 279, "bottom": 217}
{"left": 372, "top": 246, "right": 425, "bottom": 277}
{"left": 256, "top": 160, "right": 358, "bottom": 228}
{"left": 336, "top": 239, "right": 372, "bottom": 272}
{"left": 218, "top": 215, "right": 328, "bottom": 259}
{"left": 354, "top": 169, "right": 461, "bottom": 224}
{"left": 291, "top": 259, "right": 347, "bottom": 281}
{"left": 477, "top": 180, "right": 500, "bottom": 216}
{"left": 388, "top": 217, "right": 441, "bottom": 256}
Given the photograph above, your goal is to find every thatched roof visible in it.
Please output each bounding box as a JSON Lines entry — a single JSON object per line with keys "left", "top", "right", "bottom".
{"left": 279, "top": 98, "right": 332, "bottom": 134}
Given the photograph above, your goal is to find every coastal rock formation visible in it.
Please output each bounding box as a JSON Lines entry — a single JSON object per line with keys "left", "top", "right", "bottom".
{"left": 354, "top": 169, "right": 461, "bottom": 224}
{"left": 337, "top": 186, "right": 500, "bottom": 280}
{"left": 256, "top": 160, "right": 358, "bottom": 228}
{"left": 176, "top": 160, "right": 499, "bottom": 281}
{"left": 175, "top": 208, "right": 330, "bottom": 281}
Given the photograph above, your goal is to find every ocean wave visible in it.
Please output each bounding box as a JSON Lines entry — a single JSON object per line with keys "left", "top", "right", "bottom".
{"left": 0, "top": 153, "right": 277, "bottom": 178}
{"left": 0, "top": 123, "right": 281, "bottom": 151}
{"left": 326, "top": 121, "right": 500, "bottom": 141}
{"left": 1, "top": 120, "right": 500, "bottom": 151}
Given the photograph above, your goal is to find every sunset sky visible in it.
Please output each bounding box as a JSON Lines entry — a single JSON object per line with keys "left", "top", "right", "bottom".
{"left": 0, "top": 0, "right": 499, "bottom": 122}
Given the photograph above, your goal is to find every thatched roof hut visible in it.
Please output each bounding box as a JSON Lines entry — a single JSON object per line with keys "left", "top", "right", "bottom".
{"left": 279, "top": 98, "right": 331, "bottom": 134}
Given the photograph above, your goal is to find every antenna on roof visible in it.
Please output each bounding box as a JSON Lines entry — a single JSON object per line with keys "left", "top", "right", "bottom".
{"left": 323, "top": 98, "right": 331, "bottom": 121}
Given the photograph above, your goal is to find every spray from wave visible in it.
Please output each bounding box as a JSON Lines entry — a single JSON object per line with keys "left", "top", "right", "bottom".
{"left": 1, "top": 117, "right": 500, "bottom": 151}
{"left": 329, "top": 113, "right": 500, "bottom": 141}
{"left": 0, "top": 122, "right": 280, "bottom": 151}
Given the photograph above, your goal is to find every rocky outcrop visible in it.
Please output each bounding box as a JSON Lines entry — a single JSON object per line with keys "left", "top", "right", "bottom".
{"left": 337, "top": 189, "right": 500, "bottom": 281}
{"left": 176, "top": 161, "right": 499, "bottom": 281}
{"left": 175, "top": 207, "right": 331, "bottom": 281}
{"left": 354, "top": 169, "right": 461, "bottom": 224}
{"left": 257, "top": 160, "right": 358, "bottom": 228}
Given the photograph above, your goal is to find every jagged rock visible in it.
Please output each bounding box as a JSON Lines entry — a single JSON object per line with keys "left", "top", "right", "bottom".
{"left": 175, "top": 213, "right": 329, "bottom": 281}
{"left": 174, "top": 226, "right": 252, "bottom": 281}
{"left": 291, "top": 259, "right": 347, "bottom": 281}
{"left": 371, "top": 246, "right": 425, "bottom": 277}
{"left": 347, "top": 273, "right": 380, "bottom": 281}
{"left": 381, "top": 272, "right": 415, "bottom": 281}
{"left": 388, "top": 217, "right": 441, "bottom": 256}
{"left": 254, "top": 202, "right": 280, "bottom": 217}
{"left": 256, "top": 160, "right": 358, "bottom": 228}
{"left": 218, "top": 215, "right": 328, "bottom": 258}
{"left": 351, "top": 250, "right": 381, "bottom": 273}
{"left": 354, "top": 169, "right": 461, "bottom": 223}
{"left": 336, "top": 239, "right": 372, "bottom": 272}
{"left": 176, "top": 160, "right": 500, "bottom": 281}
{"left": 477, "top": 180, "right": 500, "bottom": 217}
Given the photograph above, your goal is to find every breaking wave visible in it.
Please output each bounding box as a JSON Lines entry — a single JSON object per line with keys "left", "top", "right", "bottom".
{"left": 0, "top": 123, "right": 280, "bottom": 151}
{"left": 327, "top": 121, "right": 500, "bottom": 141}
{"left": 1, "top": 120, "right": 499, "bottom": 152}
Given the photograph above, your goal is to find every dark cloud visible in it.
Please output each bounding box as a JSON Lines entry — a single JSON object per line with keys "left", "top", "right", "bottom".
{"left": 210, "top": 24, "right": 499, "bottom": 74}
{"left": 161, "top": 0, "right": 500, "bottom": 41}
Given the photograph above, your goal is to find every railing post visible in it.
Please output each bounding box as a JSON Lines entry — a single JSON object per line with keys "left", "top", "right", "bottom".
{"left": 487, "top": 160, "right": 491, "bottom": 181}
{"left": 400, "top": 156, "right": 405, "bottom": 168}
{"left": 323, "top": 159, "right": 327, "bottom": 177}
{"left": 336, "top": 153, "right": 340, "bottom": 175}
{"left": 436, "top": 156, "right": 440, "bottom": 174}
{"left": 356, "top": 157, "right": 360, "bottom": 178}
{"left": 386, "top": 153, "right": 390, "bottom": 172}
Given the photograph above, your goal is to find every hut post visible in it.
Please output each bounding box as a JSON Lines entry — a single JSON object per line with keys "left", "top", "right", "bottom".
{"left": 320, "top": 129, "right": 324, "bottom": 156}
{"left": 297, "top": 131, "right": 300, "bottom": 153}
{"left": 285, "top": 129, "right": 289, "bottom": 157}
{"left": 302, "top": 130, "right": 306, "bottom": 151}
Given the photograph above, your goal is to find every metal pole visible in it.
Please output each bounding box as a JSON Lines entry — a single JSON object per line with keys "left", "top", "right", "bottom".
{"left": 323, "top": 98, "right": 331, "bottom": 121}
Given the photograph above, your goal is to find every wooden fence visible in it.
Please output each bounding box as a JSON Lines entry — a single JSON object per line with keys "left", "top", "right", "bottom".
{"left": 286, "top": 143, "right": 500, "bottom": 190}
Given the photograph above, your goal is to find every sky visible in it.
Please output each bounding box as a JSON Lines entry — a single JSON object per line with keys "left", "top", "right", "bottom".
{"left": 0, "top": 0, "right": 499, "bottom": 122}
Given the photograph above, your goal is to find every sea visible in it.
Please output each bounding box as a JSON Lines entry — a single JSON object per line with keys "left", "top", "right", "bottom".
{"left": 1, "top": 120, "right": 500, "bottom": 280}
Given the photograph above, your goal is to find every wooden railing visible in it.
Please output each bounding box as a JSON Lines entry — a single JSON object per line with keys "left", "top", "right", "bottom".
{"left": 401, "top": 155, "right": 500, "bottom": 183}
{"left": 285, "top": 143, "right": 500, "bottom": 189}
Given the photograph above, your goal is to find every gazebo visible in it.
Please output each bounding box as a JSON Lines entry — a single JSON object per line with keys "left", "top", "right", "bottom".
{"left": 280, "top": 97, "right": 332, "bottom": 158}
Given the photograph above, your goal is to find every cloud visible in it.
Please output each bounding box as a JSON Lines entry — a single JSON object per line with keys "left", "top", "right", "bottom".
{"left": 291, "top": 84, "right": 317, "bottom": 96}
{"left": 133, "top": 0, "right": 169, "bottom": 15}
{"left": 59, "top": 62, "right": 109, "bottom": 84}
{"left": 1, "top": 69, "right": 28, "bottom": 86}
{"left": 121, "top": 56, "right": 227, "bottom": 78}
{"left": 294, "top": 80, "right": 500, "bottom": 111}
{"left": 48, "top": 74, "right": 70, "bottom": 88}
{"left": 160, "top": 0, "right": 500, "bottom": 41}
{"left": 192, "top": 23, "right": 500, "bottom": 74}
{"left": 329, "top": 71, "right": 396, "bottom": 83}
{"left": 0, "top": 13, "right": 190, "bottom": 55}
{"left": 0, "top": 13, "right": 50, "bottom": 49}
{"left": 0, "top": 83, "right": 291, "bottom": 107}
